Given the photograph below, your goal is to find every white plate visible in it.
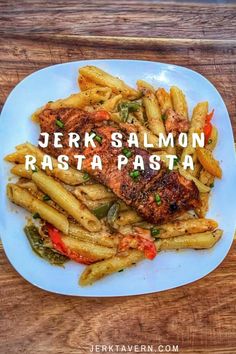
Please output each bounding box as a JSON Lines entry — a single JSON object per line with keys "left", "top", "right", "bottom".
{"left": 0, "top": 60, "right": 236, "bottom": 297}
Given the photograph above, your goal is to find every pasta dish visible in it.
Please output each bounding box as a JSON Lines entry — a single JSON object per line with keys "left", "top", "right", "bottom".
{"left": 5, "top": 65, "right": 223, "bottom": 286}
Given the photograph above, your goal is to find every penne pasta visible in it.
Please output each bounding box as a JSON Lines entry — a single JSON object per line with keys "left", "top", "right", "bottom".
{"left": 135, "top": 122, "right": 162, "bottom": 150}
{"left": 196, "top": 148, "right": 222, "bottom": 179}
{"left": 75, "top": 198, "right": 113, "bottom": 212}
{"left": 61, "top": 235, "right": 116, "bottom": 261}
{"left": 155, "top": 88, "right": 177, "bottom": 155}
{"left": 155, "top": 230, "right": 222, "bottom": 251}
{"left": 18, "top": 143, "right": 86, "bottom": 185}
{"left": 199, "top": 169, "right": 214, "bottom": 186}
{"left": 206, "top": 125, "right": 218, "bottom": 151}
{"left": 137, "top": 80, "right": 155, "bottom": 93}
{"left": 31, "top": 107, "right": 43, "bottom": 123}
{"left": 195, "top": 193, "right": 210, "bottom": 218}
{"left": 143, "top": 93, "right": 166, "bottom": 136}
{"left": 175, "top": 212, "right": 196, "bottom": 221}
{"left": 116, "top": 210, "right": 142, "bottom": 226}
{"left": 79, "top": 66, "right": 139, "bottom": 99}
{"left": 68, "top": 223, "right": 119, "bottom": 248}
{"left": 11, "top": 164, "right": 32, "bottom": 179}
{"left": 118, "top": 201, "right": 131, "bottom": 212}
{"left": 74, "top": 184, "right": 115, "bottom": 201}
{"left": 9, "top": 161, "right": 85, "bottom": 220}
{"left": 178, "top": 167, "right": 211, "bottom": 193}
{"left": 80, "top": 229, "right": 222, "bottom": 285}
{"left": 16, "top": 180, "right": 39, "bottom": 193}
{"left": 156, "top": 88, "right": 173, "bottom": 114}
{"left": 170, "top": 86, "right": 188, "bottom": 118}
{"left": 31, "top": 87, "right": 112, "bottom": 120}
{"left": 31, "top": 169, "right": 101, "bottom": 232}
{"left": 48, "top": 87, "right": 112, "bottom": 110}
{"left": 155, "top": 218, "right": 218, "bottom": 238}
{"left": 110, "top": 112, "right": 123, "bottom": 124}
{"left": 181, "top": 101, "right": 208, "bottom": 162}
{"left": 101, "top": 94, "right": 122, "bottom": 112}
{"left": 137, "top": 82, "right": 166, "bottom": 137}
{"left": 79, "top": 249, "right": 144, "bottom": 286}
{"left": 190, "top": 161, "right": 202, "bottom": 178}
{"left": 190, "top": 102, "right": 208, "bottom": 131}
{"left": 133, "top": 106, "right": 146, "bottom": 125}
{"left": 7, "top": 184, "right": 69, "bottom": 233}
{"left": 78, "top": 74, "right": 102, "bottom": 91}
{"left": 5, "top": 151, "right": 26, "bottom": 164}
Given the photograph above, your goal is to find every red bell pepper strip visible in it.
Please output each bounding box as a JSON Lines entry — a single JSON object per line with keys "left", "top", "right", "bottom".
{"left": 133, "top": 227, "right": 157, "bottom": 259}
{"left": 204, "top": 109, "right": 214, "bottom": 144}
{"left": 136, "top": 236, "right": 157, "bottom": 260}
{"left": 47, "top": 224, "right": 95, "bottom": 265}
{"left": 93, "top": 110, "right": 110, "bottom": 121}
{"left": 118, "top": 233, "right": 157, "bottom": 260}
{"left": 205, "top": 109, "right": 214, "bottom": 124}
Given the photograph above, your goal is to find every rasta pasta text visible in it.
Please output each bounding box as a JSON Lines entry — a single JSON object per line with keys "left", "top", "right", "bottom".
{"left": 25, "top": 152, "right": 195, "bottom": 171}
{"left": 24, "top": 131, "right": 206, "bottom": 171}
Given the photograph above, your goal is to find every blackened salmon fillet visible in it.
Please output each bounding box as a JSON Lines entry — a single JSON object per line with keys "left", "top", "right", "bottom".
{"left": 38, "top": 107, "right": 199, "bottom": 224}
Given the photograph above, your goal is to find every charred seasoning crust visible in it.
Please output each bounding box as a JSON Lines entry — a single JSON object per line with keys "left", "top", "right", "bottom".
{"left": 38, "top": 108, "right": 200, "bottom": 225}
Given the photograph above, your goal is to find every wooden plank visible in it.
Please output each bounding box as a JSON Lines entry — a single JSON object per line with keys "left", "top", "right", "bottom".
{"left": 0, "top": 0, "right": 235, "bottom": 39}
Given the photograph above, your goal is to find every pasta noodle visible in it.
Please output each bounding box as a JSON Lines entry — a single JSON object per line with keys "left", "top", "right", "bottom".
{"left": 79, "top": 249, "right": 144, "bottom": 286}
{"left": 68, "top": 223, "right": 118, "bottom": 248}
{"left": 170, "top": 86, "right": 188, "bottom": 118}
{"left": 137, "top": 80, "right": 166, "bottom": 136}
{"left": 31, "top": 87, "right": 112, "bottom": 122}
{"left": 78, "top": 74, "right": 101, "bottom": 91}
{"left": 80, "top": 230, "right": 222, "bottom": 285}
{"left": 31, "top": 169, "right": 101, "bottom": 232}
{"left": 61, "top": 235, "right": 116, "bottom": 261}
{"left": 116, "top": 210, "right": 142, "bottom": 226}
{"left": 79, "top": 66, "right": 139, "bottom": 99}
{"left": 102, "top": 94, "right": 122, "bottom": 111}
{"left": 7, "top": 184, "right": 69, "bottom": 233}
{"left": 181, "top": 101, "right": 208, "bottom": 162}
{"left": 18, "top": 143, "right": 86, "bottom": 185}
{"left": 155, "top": 230, "right": 222, "bottom": 251}
{"left": 178, "top": 167, "right": 211, "bottom": 193}
{"left": 74, "top": 184, "right": 115, "bottom": 201}
{"left": 156, "top": 88, "right": 173, "bottom": 114}
{"left": 45, "top": 87, "right": 112, "bottom": 110}
{"left": 155, "top": 218, "right": 218, "bottom": 238}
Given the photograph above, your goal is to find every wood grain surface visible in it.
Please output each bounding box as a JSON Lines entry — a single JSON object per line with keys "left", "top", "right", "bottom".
{"left": 0, "top": 0, "right": 236, "bottom": 39}
{"left": 0, "top": 1, "right": 236, "bottom": 354}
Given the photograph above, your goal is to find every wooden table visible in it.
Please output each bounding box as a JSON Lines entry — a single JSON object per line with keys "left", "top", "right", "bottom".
{"left": 0, "top": 2, "right": 235, "bottom": 353}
